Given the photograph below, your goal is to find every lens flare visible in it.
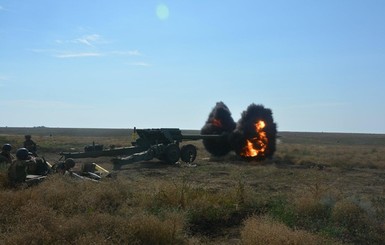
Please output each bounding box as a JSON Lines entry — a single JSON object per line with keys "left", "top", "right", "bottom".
{"left": 156, "top": 4, "right": 169, "bottom": 20}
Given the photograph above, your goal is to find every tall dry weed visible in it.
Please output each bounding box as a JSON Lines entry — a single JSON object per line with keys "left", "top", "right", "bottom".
{"left": 294, "top": 196, "right": 331, "bottom": 230}
{"left": 2, "top": 203, "right": 59, "bottom": 244}
{"left": 332, "top": 200, "right": 370, "bottom": 229}
{"left": 128, "top": 211, "right": 186, "bottom": 245}
{"left": 0, "top": 176, "right": 188, "bottom": 244}
{"left": 0, "top": 189, "right": 31, "bottom": 232}
{"left": 292, "top": 183, "right": 338, "bottom": 230}
{"left": 131, "top": 178, "right": 234, "bottom": 235}
{"left": 277, "top": 142, "right": 385, "bottom": 169}
{"left": 331, "top": 199, "right": 385, "bottom": 243}
{"left": 131, "top": 179, "right": 190, "bottom": 214}
{"left": 30, "top": 175, "right": 133, "bottom": 215}
{"left": 0, "top": 171, "right": 9, "bottom": 189}
{"left": 240, "top": 215, "right": 338, "bottom": 245}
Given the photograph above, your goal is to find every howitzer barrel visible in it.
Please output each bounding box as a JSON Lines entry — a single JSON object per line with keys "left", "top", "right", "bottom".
{"left": 181, "top": 133, "right": 228, "bottom": 141}
{"left": 133, "top": 128, "right": 227, "bottom": 144}
{"left": 60, "top": 146, "right": 148, "bottom": 159}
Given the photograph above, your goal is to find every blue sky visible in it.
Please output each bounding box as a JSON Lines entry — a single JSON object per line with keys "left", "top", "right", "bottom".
{"left": 1, "top": 1, "right": 384, "bottom": 133}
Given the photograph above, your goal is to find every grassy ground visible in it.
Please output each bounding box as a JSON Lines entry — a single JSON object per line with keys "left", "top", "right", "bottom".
{"left": 0, "top": 128, "right": 384, "bottom": 244}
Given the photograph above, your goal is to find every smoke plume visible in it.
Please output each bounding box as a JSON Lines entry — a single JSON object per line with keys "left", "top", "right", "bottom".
{"left": 230, "top": 103, "right": 277, "bottom": 160}
{"left": 200, "top": 102, "right": 236, "bottom": 156}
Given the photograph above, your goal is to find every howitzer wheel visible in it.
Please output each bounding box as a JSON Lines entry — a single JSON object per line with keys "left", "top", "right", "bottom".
{"left": 180, "top": 144, "right": 197, "bottom": 163}
{"left": 163, "top": 143, "right": 181, "bottom": 164}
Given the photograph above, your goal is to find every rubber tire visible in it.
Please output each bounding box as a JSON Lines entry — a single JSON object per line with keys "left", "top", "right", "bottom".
{"left": 180, "top": 144, "right": 197, "bottom": 163}
{"left": 163, "top": 143, "right": 181, "bottom": 164}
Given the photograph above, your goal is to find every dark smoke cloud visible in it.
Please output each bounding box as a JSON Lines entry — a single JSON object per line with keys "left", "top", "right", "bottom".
{"left": 230, "top": 103, "right": 277, "bottom": 160}
{"left": 201, "top": 102, "right": 236, "bottom": 156}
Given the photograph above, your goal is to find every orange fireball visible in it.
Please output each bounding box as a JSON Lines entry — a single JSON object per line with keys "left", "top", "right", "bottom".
{"left": 212, "top": 118, "right": 222, "bottom": 128}
{"left": 241, "top": 120, "right": 268, "bottom": 158}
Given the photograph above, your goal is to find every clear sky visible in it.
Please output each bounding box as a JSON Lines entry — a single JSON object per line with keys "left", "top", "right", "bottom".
{"left": 1, "top": 1, "right": 384, "bottom": 133}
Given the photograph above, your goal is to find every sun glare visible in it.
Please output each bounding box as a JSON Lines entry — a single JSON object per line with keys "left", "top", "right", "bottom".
{"left": 156, "top": 4, "right": 169, "bottom": 20}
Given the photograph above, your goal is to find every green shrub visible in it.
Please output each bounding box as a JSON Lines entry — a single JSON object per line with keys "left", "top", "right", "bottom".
{"left": 267, "top": 196, "right": 297, "bottom": 228}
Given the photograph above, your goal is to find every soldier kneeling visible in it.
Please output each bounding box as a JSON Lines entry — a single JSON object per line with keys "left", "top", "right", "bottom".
{"left": 8, "top": 148, "right": 35, "bottom": 187}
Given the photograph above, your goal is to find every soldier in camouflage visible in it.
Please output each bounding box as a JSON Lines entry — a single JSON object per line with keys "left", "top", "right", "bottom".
{"left": 23, "top": 135, "right": 37, "bottom": 156}
{"left": 0, "top": 144, "right": 13, "bottom": 163}
{"left": 0, "top": 144, "right": 14, "bottom": 171}
{"left": 52, "top": 158, "right": 76, "bottom": 175}
{"left": 7, "top": 148, "right": 35, "bottom": 186}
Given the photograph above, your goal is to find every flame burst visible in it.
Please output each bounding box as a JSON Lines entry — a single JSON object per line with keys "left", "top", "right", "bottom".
{"left": 212, "top": 118, "right": 222, "bottom": 128}
{"left": 241, "top": 120, "right": 268, "bottom": 157}
{"left": 202, "top": 102, "right": 277, "bottom": 160}
{"left": 230, "top": 103, "right": 277, "bottom": 160}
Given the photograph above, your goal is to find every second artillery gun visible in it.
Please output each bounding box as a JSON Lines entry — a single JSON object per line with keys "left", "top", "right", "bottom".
{"left": 60, "top": 128, "right": 227, "bottom": 170}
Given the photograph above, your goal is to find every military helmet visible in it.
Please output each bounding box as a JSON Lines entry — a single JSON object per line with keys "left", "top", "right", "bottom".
{"left": 64, "top": 158, "right": 76, "bottom": 169}
{"left": 16, "top": 148, "right": 30, "bottom": 160}
{"left": 2, "top": 144, "right": 12, "bottom": 152}
{"left": 25, "top": 135, "right": 32, "bottom": 139}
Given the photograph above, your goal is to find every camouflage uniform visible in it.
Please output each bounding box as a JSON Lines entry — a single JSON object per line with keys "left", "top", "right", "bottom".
{"left": 23, "top": 135, "right": 37, "bottom": 156}
{"left": 0, "top": 151, "right": 12, "bottom": 164}
{"left": 7, "top": 159, "right": 34, "bottom": 186}
{"left": 0, "top": 144, "right": 13, "bottom": 171}
{"left": 0, "top": 155, "right": 10, "bottom": 172}
{"left": 52, "top": 158, "right": 75, "bottom": 175}
{"left": 25, "top": 157, "right": 50, "bottom": 176}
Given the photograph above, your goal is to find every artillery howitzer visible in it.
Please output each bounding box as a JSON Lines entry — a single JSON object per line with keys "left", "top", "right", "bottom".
{"left": 60, "top": 128, "right": 226, "bottom": 170}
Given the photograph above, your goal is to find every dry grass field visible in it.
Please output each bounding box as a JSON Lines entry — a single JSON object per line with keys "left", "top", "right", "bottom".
{"left": 1, "top": 127, "right": 385, "bottom": 244}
